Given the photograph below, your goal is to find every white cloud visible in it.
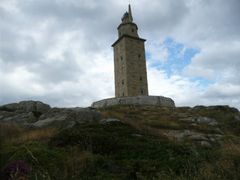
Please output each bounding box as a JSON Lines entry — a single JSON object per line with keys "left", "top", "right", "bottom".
{"left": 148, "top": 67, "right": 240, "bottom": 109}
{"left": 147, "top": 42, "right": 169, "bottom": 64}
{"left": 0, "top": 50, "right": 114, "bottom": 107}
{"left": 148, "top": 67, "right": 203, "bottom": 106}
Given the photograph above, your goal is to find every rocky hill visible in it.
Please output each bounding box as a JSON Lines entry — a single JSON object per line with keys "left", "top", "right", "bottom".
{"left": 0, "top": 101, "right": 240, "bottom": 179}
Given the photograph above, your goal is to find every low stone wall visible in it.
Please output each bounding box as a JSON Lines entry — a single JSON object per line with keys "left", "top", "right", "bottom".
{"left": 91, "top": 96, "right": 175, "bottom": 108}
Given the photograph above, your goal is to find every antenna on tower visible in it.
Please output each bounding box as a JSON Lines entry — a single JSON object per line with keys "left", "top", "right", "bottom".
{"left": 128, "top": 3, "right": 133, "bottom": 22}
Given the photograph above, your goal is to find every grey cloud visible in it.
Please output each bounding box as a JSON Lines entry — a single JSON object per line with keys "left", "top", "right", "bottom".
{"left": 204, "top": 84, "right": 240, "bottom": 99}
{"left": 185, "top": 42, "right": 240, "bottom": 85}
{"left": 134, "top": 0, "right": 189, "bottom": 39}
{"left": 1, "top": 0, "right": 117, "bottom": 56}
{"left": 172, "top": 0, "right": 240, "bottom": 45}
{"left": 19, "top": 0, "right": 102, "bottom": 20}
{"left": 33, "top": 54, "right": 82, "bottom": 84}
{"left": 0, "top": 39, "right": 42, "bottom": 67}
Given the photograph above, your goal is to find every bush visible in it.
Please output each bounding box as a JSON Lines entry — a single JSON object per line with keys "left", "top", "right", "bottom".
{"left": 1, "top": 160, "right": 31, "bottom": 179}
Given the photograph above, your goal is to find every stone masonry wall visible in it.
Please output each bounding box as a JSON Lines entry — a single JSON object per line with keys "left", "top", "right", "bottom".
{"left": 125, "top": 37, "right": 148, "bottom": 96}
{"left": 91, "top": 96, "right": 175, "bottom": 108}
{"left": 113, "top": 36, "right": 148, "bottom": 97}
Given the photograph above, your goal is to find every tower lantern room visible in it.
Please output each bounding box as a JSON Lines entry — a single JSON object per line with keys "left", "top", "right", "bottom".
{"left": 118, "top": 5, "right": 139, "bottom": 38}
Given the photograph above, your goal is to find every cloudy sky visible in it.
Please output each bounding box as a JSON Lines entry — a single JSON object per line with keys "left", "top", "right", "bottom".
{"left": 0, "top": 0, "right": 240, "bottom": 109}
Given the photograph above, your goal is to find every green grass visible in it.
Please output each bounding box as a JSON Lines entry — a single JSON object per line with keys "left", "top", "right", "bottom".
{"left": 50, "top": 122, "right": 213, "bottom": 179}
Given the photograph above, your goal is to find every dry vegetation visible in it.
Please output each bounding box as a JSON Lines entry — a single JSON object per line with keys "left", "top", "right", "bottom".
{"left": 0, "top": 123, "right": 58, "bottom": 145}
{"left": 0, "top": 105, "right": 240, "bottom": 179}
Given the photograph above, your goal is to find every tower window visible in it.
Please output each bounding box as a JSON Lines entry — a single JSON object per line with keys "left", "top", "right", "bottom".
{"left": 132, "top": 29, "right": 134, "bottom": 32}
{"left": 138, "top": 54, "right": 141, "bottom": 58}
{"left": 141, "top": 89, "right": 144, "bottom": 94}
{"left": 122, "top": 92, "right": 124, "bottom": 96}
{"left": 120, "top": 56, "right": 123, "bottom": 60}
{"left": 140, "top": 77, "right": 142, "bottom": 81}
{"left": 122, "top": 80, "right": 124, "bottom": 85}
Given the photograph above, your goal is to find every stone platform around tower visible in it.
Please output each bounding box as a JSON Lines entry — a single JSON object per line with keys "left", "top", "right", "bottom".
{"left": 91, "top": 96, "right": 175, "bottom": 108}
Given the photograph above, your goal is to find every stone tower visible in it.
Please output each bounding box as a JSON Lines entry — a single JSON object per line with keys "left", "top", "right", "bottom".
{"left": 112, "top": 5, "right": 148, "bottom": 97}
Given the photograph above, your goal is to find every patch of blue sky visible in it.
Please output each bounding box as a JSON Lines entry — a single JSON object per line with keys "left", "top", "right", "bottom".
{"left": 146, "top": 37, "right": 213, "bottom": 88}
{"left": 190, "top": 76, "right": 214, "bottom": 90}
{"left": 147, "top": 37, "right": 199, "bottom": 76}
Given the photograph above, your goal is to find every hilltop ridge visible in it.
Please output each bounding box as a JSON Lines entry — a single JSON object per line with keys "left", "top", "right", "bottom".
{"left": 0, "top": 101, "right": 240, "bottom": 179}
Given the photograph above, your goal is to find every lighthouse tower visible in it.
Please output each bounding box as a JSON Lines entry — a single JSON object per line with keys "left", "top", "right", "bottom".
{"left": 91, "top": 5, "right": 175, "bottom": 108}
{"left": 112, "top": 5, "right": 148, "bottom": 97}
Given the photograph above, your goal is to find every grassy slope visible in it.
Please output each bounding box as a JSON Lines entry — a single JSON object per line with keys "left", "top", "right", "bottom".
{"left": 0, "top": 105, "right": 240, "bottom": 179}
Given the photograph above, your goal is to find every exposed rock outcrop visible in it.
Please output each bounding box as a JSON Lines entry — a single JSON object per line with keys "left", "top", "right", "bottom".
{"left": 0, "top": 101, "right": 102, "bottom": 128}
{"left": 163, "top": 129, "right": 223, "bottom": 147}
{"left": 34, "top": 107, "right": 102, "bottom": 128}
{"left": 180, "top": 116, "right": 218, "bottom": 126}
{"left": 0, "top": 101, "right": 51, "bottom": 113}
{"left": 0, "top": 100, "right": 239, "bottom": 148}
{"left": 100, "top": 118, "right": 121, "bottom": 124}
